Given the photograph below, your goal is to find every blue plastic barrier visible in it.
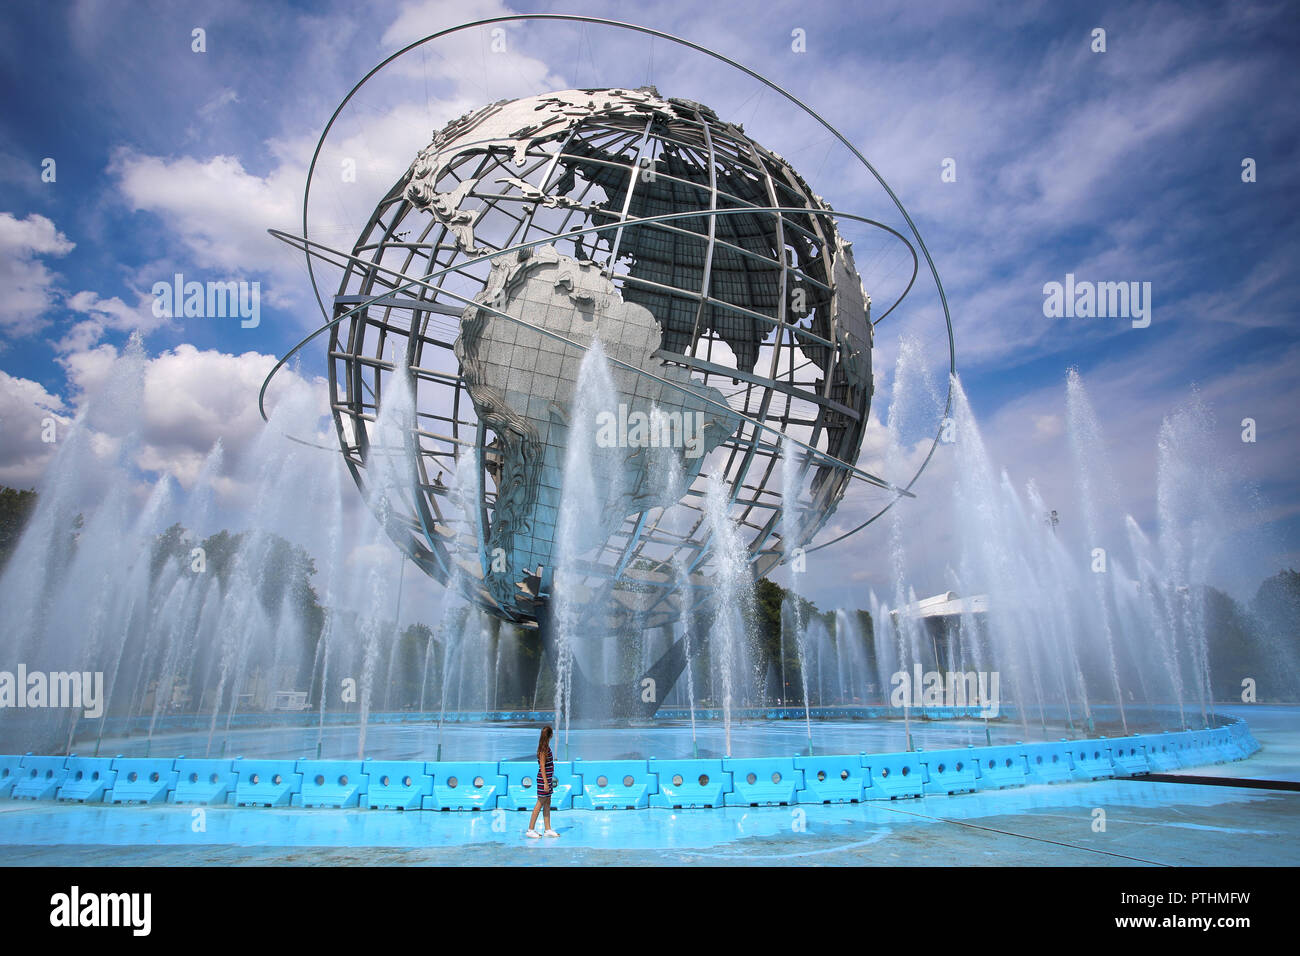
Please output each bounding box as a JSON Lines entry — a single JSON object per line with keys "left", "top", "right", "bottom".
{"left": 1191, "top": 734, "right": 1217, "bottom": 765}
{"left": 498, "top": 760, "right": 579, "bottom": 810}
{"left": 0, "top": 755, "right": 21, "bottom": 798}
{"left": 575, "top": 759, "right": 656, "bottom": 809}
{"left": 1110, "top": 740, "right": 1150, "bottom": 776}
{"left": 1020, "top": 742, "right": 1074, "bottom": 785}
{"left": 362, "top": 760, "right": 433, "bottom": 810}
{"left": 649, "top": 758, "right": 731, "bottom": 808}
{"left": 794, "top": 755, "right": 869, "bottom": 804}
{"left": 1189, "top": 730, "right": 1219, "bottom": 765}
{"left": 422, "top": 762, "right": 505, "bottom": 811}
{"left": 1231, "top": 721, "right": 1261, "bottom": 758}
{"left": 1206, "top": 728, "right": 1237, "bottom": 763}
{"left": 1242, "top": 728, "right": 1261, "bottom": 757}
{"left": 723, "top": 757, "right": 802, "bottom": 807}
{"left": 57, "top": 756, "right": 118, "bottom": 803}
{"left": 0, "top": 716, "right": 1260, "bottom": 813}
{"left": 1144, "top": 735, "right": 1181, "bottom": 772}
{"left": 233, "top": 759, "right": 302, "bottom": 807}
{"left": 1069, "top": 742, "right": 1115, "bottom": 781}
{"left": 863, "top": 752, "right": 924, "bottom": 799}
{"left": 296, "top": 760, "right": 368, "bottom": 808}
{"left": 919, "top": 748, "right": 979, "bottom": 795}
{"left": 108, "top": 757, "right": 179, "bottom": 804}
{"left": 974, "top": 746, "right": 1030, "bottom": 790}
{"left": 1166, "top": 732, "right": 1202, "bottom": 769}
{"left": 1187, "top": 730, "right": 1212, "bottom": 761}
{"left": 13, "top": 755, "right": 68, "bottom": 800}
{"left": 172, "top": 758, "right": 238, "bottom": 805}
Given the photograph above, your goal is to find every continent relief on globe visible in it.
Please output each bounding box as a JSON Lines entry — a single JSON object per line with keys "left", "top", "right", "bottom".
{"left": 454, "top": 244, "right": 741, "bottom": 608}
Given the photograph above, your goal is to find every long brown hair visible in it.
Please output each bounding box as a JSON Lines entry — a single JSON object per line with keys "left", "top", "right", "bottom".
{"left": 537, "top": 724, "right": 553, "bottom": 757}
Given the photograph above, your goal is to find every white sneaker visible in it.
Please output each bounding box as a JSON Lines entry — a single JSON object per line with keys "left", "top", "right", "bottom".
{"left": 544, "top": 829, "right": 559, "bottom": 837}
{"left": 526, "top": 829, "right": 540, "bottom": 839}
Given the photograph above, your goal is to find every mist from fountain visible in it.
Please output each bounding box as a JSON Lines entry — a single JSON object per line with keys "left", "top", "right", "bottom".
{"left": 551, "top": 339, "right": 625, "bottom": 750}
{"left": 851, "top": 336, "right": 1296, "bottom": 742}
{"left": 779, "top": 438, "right": 815, "bottom": 752}
{"left": 1, "top": 324, "right": 1292, "bottom": 766}
{"left": 703, "top": 469, "right": 757, "bottom": 757}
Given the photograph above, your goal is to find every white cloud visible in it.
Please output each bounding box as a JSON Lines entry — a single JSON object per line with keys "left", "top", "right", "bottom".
{"left": 99, "top": 0, "right": 570, "bottom": 336}
{"left": 111, "top": 150, "right": 301, "bottom": 278}
{"left": 0, "top": 369, "right": 71, "bottom": 487}
{"left": 0, "top": 212, "right": 75, "bottom": 337}
{"left": 54, "top": 319, "right": 106, "bottom": 355}
{"left": 64, "top": 289, "right": 170, "bottom": 343}
{"left": 79, "top": 343, "right": 322, "bottom": 488}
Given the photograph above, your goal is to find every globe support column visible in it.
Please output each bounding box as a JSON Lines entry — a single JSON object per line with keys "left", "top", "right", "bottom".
{"left": 537, "top": 601, "right": 689, "bottom": 723}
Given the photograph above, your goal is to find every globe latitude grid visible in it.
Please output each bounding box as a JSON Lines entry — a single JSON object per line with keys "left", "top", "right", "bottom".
{"left": 327, "top": 87, "right": 893, "bottom": 634}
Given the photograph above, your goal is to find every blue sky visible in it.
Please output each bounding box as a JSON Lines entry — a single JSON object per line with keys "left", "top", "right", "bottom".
{"left": 0, "top": 0, "right": 1297, "bottom": 616}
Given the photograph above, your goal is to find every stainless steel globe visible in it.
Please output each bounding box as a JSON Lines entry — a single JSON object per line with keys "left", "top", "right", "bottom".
{"left": 328, "top": 87, "right": 887, "bottom": 632}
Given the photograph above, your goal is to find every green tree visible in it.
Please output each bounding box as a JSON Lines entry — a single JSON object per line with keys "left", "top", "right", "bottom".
{"left": 0, "top": 486, "right": 38, "bottom": 572}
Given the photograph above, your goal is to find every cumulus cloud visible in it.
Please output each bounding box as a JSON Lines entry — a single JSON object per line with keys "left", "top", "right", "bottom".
{"left": 2, "top": 0, "right": 1296, "bottom": 619}
{"left": 111, "top": 150, "right": 301, "bottom": 277}
{"left": 54, "top": 341, "right": 324, "bottom": 491}
{"left": 0, "top": 369, "right": 71, "bottom": 487}
{"left": 0, "top": 212, "right": 75, "bottom": 337}
{"left": 60, "top": 289, "right": 171, "bottom": 349}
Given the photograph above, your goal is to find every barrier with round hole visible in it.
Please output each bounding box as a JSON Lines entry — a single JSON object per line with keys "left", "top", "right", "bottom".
{"left": 1168, "top": 731, "right": 1207, "bottom": 769}
{"left": 362, "top": 759, "right": 433, "bottom": 810}
{"left": 1205, "top": 727, "right": 1239, "bottom": 764}
{"left": 234, "top": 759, "right": 302, "bottom": 807}
{"left": 1019, "top": 742, "right": 1074, "bottom": 785}
{"left": 649, "top": 758, "right": 731, "bottom": 808}
{"left": 57, "top": 755, "right": 118, "bottom": 803}
{"left": 107, "top": 757, "right": 179, "bottom": 804}
{"left": 1187, "top": 730, "right": 1217, "bottom": 765}
{"left": 0, "top": 716, "right": 1264, "bottom": 811}
{"left": 1230, "top": 721, "right": 1260, "bottom": 759}
{"left": 171, "top": 758, "right": 238, "bottom": 805}
{"left": 0, "top": 755, "right": 22, "bottom": 798}
{"left": 794, "top": 755, "right": 868, "bottom": 803}
{"left": 422, "top": 761, "right": 505, "bottom": 811}
{"left": 972, "top": 745, "right": 1030, "bottom": 790}
{"left": 498, "top": 760, "right": 579, "bottom": 810}
{"left": 862, "top": 752, "right": 923, "bottom": 799}
{"left": 1143, "top": 734, "right": 1182, "bottom": 772}
{"left": 918, "top": 748, "right": 979, "bottom": 796}
{"left": 1109, "top": 740, "right": 1150, "bottom": 777}
{"left": 723, "top": 757, "right": 802, "bottom": 807}
{"left": 296, "top": 759, "right": 368, "bottom": 808}
{"left": 1067, "top": 743, "right": 1114, "bottom": 782}
{"left": 573, "top": 759, "right": 655, "bottom": 809}
{"left": 12, "top": 754, "right": 69, "bottom": 800}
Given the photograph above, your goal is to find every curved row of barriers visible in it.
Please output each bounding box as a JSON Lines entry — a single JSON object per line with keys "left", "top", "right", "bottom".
{"left": 0, "top": 717, "right": 1259, "bottom": 811}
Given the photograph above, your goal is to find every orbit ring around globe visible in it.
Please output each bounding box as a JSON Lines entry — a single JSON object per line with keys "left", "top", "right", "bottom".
{"left": 259, "top": 15, "right": 957, "bottom": 631}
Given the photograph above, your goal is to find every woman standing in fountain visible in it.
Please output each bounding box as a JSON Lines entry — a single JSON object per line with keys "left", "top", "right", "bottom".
{"left": 526, "top": 725, "right": 559, "bottom": 839}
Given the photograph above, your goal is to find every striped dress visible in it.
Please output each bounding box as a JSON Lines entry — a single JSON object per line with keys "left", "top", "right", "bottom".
{"left": 537, "top": 746, "right": 555, "bottom": 797}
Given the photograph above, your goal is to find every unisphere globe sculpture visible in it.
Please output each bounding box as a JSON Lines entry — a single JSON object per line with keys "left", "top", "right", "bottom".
{"left": 328, "top": 87, "right": 897, "bottom": 636}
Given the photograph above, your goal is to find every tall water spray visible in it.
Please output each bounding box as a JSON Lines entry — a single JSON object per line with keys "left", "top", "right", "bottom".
{"left": 779, "top": 438, "right": 814, "bottom": 752}
{"left": 703, "top": 469, "right": 755, "bottom": 757}
{"left": 551, "top": 340, "right": 624, "bottom": 749}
